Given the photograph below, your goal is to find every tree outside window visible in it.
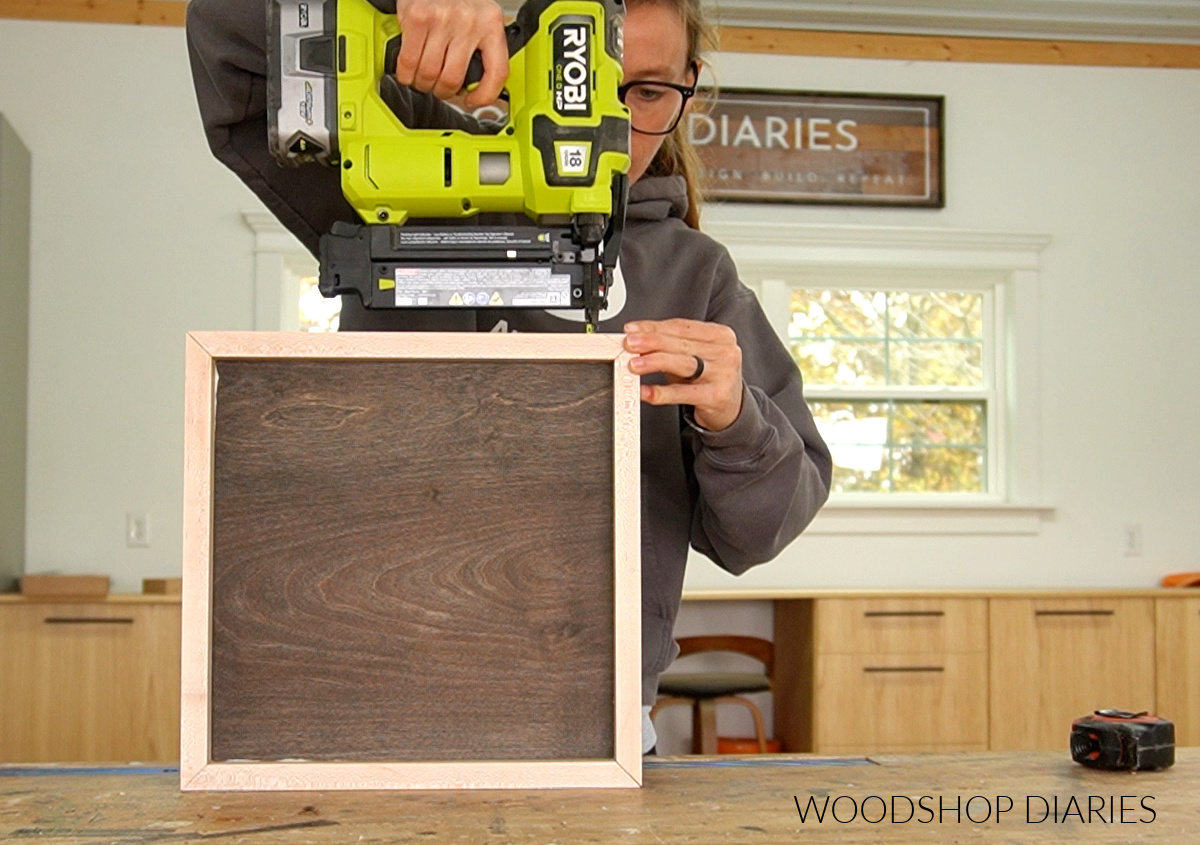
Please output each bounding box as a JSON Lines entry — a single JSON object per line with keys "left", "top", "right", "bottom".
{"left": 298, "top": 275, "right": 341, "bottom": 332}
{"left": 789, "top": 288, "right": 992, "bottom": 495}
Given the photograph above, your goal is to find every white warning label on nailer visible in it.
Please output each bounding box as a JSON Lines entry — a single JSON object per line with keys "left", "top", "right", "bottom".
{"left": 556, "top": 143, "right": 590, "bottom": 176}
{"left": 394, "top": 266, "right": 572, "bottom": 307}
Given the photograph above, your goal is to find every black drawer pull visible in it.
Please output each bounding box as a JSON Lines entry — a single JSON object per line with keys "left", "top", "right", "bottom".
{"left": 863, "top": 666, "right": 945, "bottom": 673}
{"left": 863, "top": 610, "right": 945, "bottom": 618}
{"left": 1034, "top": 610, "right": 1114, "bottom": 617}
{"left": 43, "top": 617, "right": 135, "bottom": 625}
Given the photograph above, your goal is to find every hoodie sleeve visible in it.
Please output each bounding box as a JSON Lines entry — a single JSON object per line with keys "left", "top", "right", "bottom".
{"left": 185, "top": 0, "right": 485, "bottom": 256}
{"left": 685, "top": 250, "right": 832, "bottom": 575}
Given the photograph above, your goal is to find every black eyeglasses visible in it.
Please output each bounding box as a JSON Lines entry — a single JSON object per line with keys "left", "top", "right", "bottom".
{"left": 617, "top": 61, "right": 698, "bottom": 135}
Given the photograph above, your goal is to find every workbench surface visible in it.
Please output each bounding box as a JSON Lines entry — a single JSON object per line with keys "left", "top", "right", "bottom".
{"left": 2, "top": 750, "right": 1194, "bottom": 843}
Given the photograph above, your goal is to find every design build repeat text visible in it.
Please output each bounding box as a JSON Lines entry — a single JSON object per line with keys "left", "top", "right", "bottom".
{"left": 690, "top": 89, "right": 943, "bottom": 206}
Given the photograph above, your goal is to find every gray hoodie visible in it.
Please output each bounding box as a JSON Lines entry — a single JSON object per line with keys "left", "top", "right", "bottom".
{"left": 186, "top": 0, "right": 831, "bottom": 704}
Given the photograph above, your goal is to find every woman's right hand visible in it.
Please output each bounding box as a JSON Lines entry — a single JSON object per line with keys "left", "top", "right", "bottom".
{"left": 394, "top": 0, "right": 509, "bottom": 108}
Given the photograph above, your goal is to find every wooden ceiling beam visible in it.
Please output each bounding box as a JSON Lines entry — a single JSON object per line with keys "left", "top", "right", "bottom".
{"left": 0, "top": 1, "right": 186, "bottom": 28}
{"left": 717, "top": 26, "right": 1200, "bottom": 68}
{"left": 1, "top": 2, "right": 1199, "bottom": 68}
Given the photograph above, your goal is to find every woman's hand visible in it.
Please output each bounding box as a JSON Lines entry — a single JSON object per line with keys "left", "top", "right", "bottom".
{"left": 624, "top": 319, "right": 745, "bottom": 431}
{"left": 394, "top": 0, "right": 509, "bottom": 108}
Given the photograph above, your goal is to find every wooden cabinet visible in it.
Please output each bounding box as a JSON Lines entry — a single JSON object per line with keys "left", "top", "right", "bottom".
{"left": 776, "top": 597, "right": 988, "bottom": 753}
{"left": 814, "top": 652, "right": 988, "bottom": 753}
{"left": 3, "top": 590, "right": 1189, "bottom": 762}
{"left": 0, "top": 598, "right": 180, "bottom": 762}
{"left": 1157, "top": 597, "right": 1200, "bottom": 746}
{"left": 988, "top": 598, "right": 1156, "bottom": 750}
{"left": 756, "top": 590, "right": 1186, "bottom": 755}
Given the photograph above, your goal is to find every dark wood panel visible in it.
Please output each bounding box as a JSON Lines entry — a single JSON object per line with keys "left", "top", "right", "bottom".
{"left": 209, "top": 359, "right": 615, "bottom": 762}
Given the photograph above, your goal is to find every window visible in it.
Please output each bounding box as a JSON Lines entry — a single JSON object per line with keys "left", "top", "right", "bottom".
{"left": 298, "top": 275, "right": 341, "bottom": 332}
{"left": 246, "top": 213, "right": 1052, "bottom": 531}
{"left": 703, "top": 220, "right": 1051, "bottom": 533}
{"left": 789, "top": 286, "right": 993, "bottom": 496}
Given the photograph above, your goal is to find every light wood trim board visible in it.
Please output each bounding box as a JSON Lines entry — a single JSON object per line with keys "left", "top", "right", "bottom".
{"left": 685, "top": 588, "right": 1185, "bottom": 601}
{"left": 0, "top": 0, "right": 186, "bottom": 26}
{"left": 0, "top": 594, "right": 180, "bottom": 604}
{"left": 718, "top": 26, "right": 1200, "bottom": 69}
{"left": 2, "top": 4, "right": 1198, "bottom": 68}
{"left": 180, "top": 330, "right": 641, "bottom": 791}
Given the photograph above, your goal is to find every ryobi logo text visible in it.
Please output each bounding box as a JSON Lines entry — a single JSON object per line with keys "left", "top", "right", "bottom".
{"left": 554, "top": 21, "right": 592, "bottom": 118}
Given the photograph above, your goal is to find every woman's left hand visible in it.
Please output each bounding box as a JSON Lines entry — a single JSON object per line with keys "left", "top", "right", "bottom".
{"left": 623, "top": 319, "right": 744, "bottom": 431}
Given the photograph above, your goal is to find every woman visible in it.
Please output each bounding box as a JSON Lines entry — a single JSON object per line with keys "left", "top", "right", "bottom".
{"left": 186, "top": 0, "right": 831, "bottom": 753}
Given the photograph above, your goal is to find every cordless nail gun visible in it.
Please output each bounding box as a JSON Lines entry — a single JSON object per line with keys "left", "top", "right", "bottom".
{"left": 268, "top": 0, "right": 631, "bottom": 331}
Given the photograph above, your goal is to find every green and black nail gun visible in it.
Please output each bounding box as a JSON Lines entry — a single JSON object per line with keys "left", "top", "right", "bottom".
{"left": 268, "top": 0, "right": 631, "bottom": 330}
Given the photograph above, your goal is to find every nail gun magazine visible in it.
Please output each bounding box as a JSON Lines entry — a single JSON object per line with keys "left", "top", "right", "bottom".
{"left": 267, "top": 0, "right": 632, "bottom": 331}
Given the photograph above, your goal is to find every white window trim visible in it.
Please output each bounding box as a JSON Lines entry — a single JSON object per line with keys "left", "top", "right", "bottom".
{"left": 704, "top": 220, "right": 1055, "bottom": 535}
{"left": 243, "top": 211, "right": 317, "bottom": 331}
{"left": 243, "top": 212, "right": 1055, "bottom": 534}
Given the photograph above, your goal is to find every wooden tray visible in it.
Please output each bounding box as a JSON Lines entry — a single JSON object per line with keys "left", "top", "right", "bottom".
{"left": 142, "top": 578, "right": 182, "bottom": 595}
{"left": 180, "top": 331, "right": 641, "bottom": 790}
{"left": 20, "top": 574, "right": 110, "bottom": 598}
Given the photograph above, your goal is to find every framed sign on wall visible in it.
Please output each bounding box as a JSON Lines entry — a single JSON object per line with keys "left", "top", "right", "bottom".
{"left": 690, "top": 90, "right": 944, "bottom": 208}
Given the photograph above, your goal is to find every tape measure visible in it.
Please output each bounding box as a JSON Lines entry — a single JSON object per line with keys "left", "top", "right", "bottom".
{"left": 1070, "top": 710, "right": 1175, "bottom": 771}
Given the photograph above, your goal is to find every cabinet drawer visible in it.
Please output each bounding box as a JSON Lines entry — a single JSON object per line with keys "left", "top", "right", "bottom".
{"left": 989, "top": 598, "right": 1155, "bottom": 751}
{"left": 0, "top": 602, "right": 181, "bottom": 762}
{"left": 815, "top": 598, "right": 987, "bottom": 655}
{"left": 1156, "top": 597, "right": 1200, "bottom": 746}
{"left": 814, "top": 652, "right": 988, "bottom": 750}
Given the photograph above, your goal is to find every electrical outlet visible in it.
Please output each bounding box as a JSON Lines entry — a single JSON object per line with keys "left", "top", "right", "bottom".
{"left": 1122, "top": 523, "right": 1143, "bottom": 558}
{"left": 126, "top": 512, "right": 150, "bottom": 548}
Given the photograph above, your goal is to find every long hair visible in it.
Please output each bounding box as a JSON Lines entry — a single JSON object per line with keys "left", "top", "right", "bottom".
{"left": 627, "top": 0, "right": 716, "bottom": 230}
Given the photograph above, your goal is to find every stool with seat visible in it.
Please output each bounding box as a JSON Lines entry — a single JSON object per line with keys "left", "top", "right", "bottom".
{"left": 649, "top": 635, "right": 774, "bottom": 754}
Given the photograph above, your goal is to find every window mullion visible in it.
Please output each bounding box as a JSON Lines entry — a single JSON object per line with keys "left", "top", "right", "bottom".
{"left": 985, "top": 285, "right": 1003, "bottom": 498}
{"left": 886, "top": 398, "right": 896, "bottom": 493}
{"left": 789, "top": 284, "right": 995, "bottom": 496}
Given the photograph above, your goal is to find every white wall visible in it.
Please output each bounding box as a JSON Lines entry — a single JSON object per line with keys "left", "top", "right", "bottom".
{"left": 684, "top": 51, "right": 1200, "bottom": 592}
{"left": 0, "top": 18, "right": 1197, "bottom": 600}
{"left": 0, "top": 20, "right": 264, "bottom": 590}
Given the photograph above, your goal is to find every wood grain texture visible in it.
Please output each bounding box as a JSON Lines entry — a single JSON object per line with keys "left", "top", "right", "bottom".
{"left": 7, "top": 751, "right": 1199, "bottom": 842}
{"left": 186, "top": 330, "right": 627, "bottom": 362}
{"left": 208, "top": 358, "right": 615, "bottom": 763}
{"left": 0, "top": 602, "right": 180, "bottom": 762}
{"left": 180, "top": 334, "right": 215, "bottom": 786}
{"left": 1156, "top": 597, "right": 1200, "bottom": 746}
{"left": 0, "top": 0, "right": 185, "bottom": 26}
{"left": 184, "top": 759, "right": 640, "bottom": 791}
{"left": 781, "top": 597, "right": 990, "bottom": 753}
{"left": 989, "top": 598, "right": 1156, "bottom": 750}
{"left": 19, "top": 574, "right": 109, "bottom": 598}
{"left": 772, "top": 599, "right": 814, "bottom": 752}
{"left": 717, "top": 26, "right": 1200, "bottom": 68}
{"left": 814, "top": 597, "right": 988, "bottom": 655}
{"left": 142, "top": 577, "right": 182, "bottom": 595}
{"left": 686, "top": 588, "right": 1182, "bottom": 600}
{"left": 609, "top": 354, "right": 642, "bottom": 779}
{"left": 814, "top": 652, "right": 989, "bottom": 751}
{"left": 3, "top": 4, "right": 1198, "bottom": 69}
{"left": 181, "top": 331, "right": 641, "bottom": 790}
